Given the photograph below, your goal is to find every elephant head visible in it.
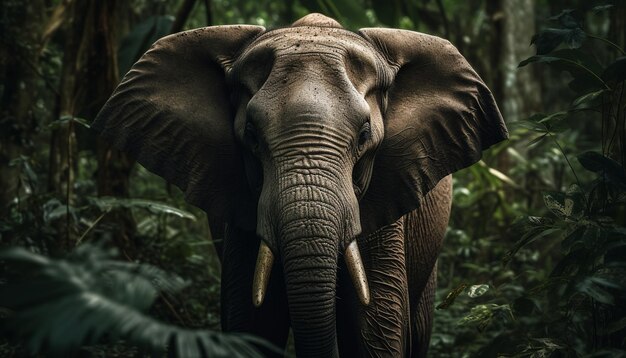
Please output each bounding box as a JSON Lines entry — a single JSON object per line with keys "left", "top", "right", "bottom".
{"left": 93, "top": 14, "right": 507, "bottom": 357}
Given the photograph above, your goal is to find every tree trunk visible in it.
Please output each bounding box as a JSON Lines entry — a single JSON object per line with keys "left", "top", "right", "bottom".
{"left": 0, "top": 1, "right": 46, "bottom": 218}
{"left": 90, "top": 0, "right": 137, "bottom": 252}
{"left": 48, "top": 0, "right": 136, "bottom": 250}
{"left": 501, "top": 0, "right": 541, "bottom": 123}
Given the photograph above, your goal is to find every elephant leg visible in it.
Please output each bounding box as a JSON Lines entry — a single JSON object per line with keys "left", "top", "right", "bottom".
{"left": 404, "top": 175, "right": 452, "bottom": 357}
{"left": 220, "top": 223, "right": 290, "bottom": 356}
{"left": 409, "top": 265, "right": 437, "bottom": 358}
{"left": 337, "top": 219, "right": 410, "bottom": 358}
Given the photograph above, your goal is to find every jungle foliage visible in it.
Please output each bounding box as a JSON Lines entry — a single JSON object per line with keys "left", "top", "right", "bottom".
{"left": 0, "top": 0, "right": 624, "bottom": 357}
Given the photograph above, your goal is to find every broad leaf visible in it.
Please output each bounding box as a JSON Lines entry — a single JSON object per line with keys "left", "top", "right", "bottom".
{"left": 0, "top": 245, "right": 273, "bottom": 357}
{"left": 531, "top": 28, "right": 586, "bottom": 55}
{"left": 519, "top": 49, "right": 607, "bottom": 93}
{"left": 578, "top": 151, "right": 626, "bottom": 187}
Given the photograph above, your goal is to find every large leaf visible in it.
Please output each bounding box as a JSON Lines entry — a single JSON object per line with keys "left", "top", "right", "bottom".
{"left": 578, "top": 151, "right": 626, "bottom": 188}
{"left": 543, "top": 184, "right": 585, "bottom": 221}
{"left": 531, "top": 28, "right": 586, "bottom": 55}
{"left": 530, "top": 9, "right": 585, "bottom": 55}
{"left": 519, "top": 49, "right": 608, "bottom": 93}
{"left": 0, "top": 245, "right": 272, "bottom": 357}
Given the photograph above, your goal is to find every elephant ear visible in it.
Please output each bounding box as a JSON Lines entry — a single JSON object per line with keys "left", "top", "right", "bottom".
{"left": 358, "top": 28, "right": 508, "bottom": 235}
{"left": 92, "top": 25, "right": 265, "bottom": 230}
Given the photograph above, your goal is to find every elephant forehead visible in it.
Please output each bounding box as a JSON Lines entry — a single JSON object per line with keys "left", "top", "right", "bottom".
{"left": 232, "top": 27, "right": 390, "bottom": 95}
{"left": 243, "top": 27, "right": 379, "bottom": 63}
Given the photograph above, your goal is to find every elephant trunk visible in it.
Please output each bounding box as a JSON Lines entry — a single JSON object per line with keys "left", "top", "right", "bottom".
{"left": 253, "top": 156, "right": 368, "bottom": 357}
{"left": 283, "top": 236, "right": 338, "bottom": 357}
{"left": 278, "top": 179, "right": 344, "bottom": 358}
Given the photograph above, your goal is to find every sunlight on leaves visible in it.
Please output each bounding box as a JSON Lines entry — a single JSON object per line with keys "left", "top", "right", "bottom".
{"left": 467, "top": 284, "right": 490, "bottom": 298}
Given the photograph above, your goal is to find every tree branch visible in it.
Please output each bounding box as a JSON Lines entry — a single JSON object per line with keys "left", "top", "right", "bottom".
{"left": 170, "top": 0, "right": 197, "bottom": 34}
{"left": 435, "top": 0, "right": 450, "bottom": 39}
{"left": 203, "top": 0, "right": 212, "bottom": 26}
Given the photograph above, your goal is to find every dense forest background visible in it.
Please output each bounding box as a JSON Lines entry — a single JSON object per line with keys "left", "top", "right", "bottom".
{"left": 1, "top": 0, "right": 625, "bottom": 357}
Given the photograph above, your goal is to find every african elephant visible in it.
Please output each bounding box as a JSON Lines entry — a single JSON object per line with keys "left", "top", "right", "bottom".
{"left": 93, "top": 13, "right": 507, "bottom": 358}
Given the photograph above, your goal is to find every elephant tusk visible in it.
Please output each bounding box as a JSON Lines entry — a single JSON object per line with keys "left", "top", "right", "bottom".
{"left": 252, "top": 241, "right": 274, "bottom": 307}
{"left": 345, "top": 240, "right": 370, "bottom": 306}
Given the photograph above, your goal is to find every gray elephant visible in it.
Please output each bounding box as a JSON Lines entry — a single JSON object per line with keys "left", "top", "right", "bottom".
{"left": 93, "top": 13, "right": 507, "bottom": 358}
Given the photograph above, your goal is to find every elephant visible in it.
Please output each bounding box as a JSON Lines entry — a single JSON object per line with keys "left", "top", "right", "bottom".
{"left": 93, "top": 13, "right": 507, "bottom": 358}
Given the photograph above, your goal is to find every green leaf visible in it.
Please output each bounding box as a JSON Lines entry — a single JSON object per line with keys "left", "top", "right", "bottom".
{"left": 0, "top": 245, "right": 274, "bottom": 357}
{"left": 48, "top": 115, "right": 91, "bottom": 129}
{"left": 42, "top": 199, "right": 77, "bottom": 224}
{"left": 527, "top": 133, "right": 548, "bottom": 147}
{"left": 564, "top": 184, "right": 585, "bottom": 220}
{"left": 516, "top": 338, "right": 568, "bottom": 357}
{"left": 89, "top": 197, "right": 196, "bottom": 220}
{"left": 542, "top": 186, "right": 585, "bottom": 221}
{"left": 544, "top": 192, "right": 567, "bottom": 218}
{"left": 577, "top": 151, "right": 626, "bottom": 187}
{"left": 519, "top": 49, "right": 608, "bottom": 92}
{"left": 436, "top": 283, "right": 467, "bottom": 310}
{"left": 503, "top": 217, "right": 559, "bottom": 264}
{"left": 467, "top": 284, "right": 489, "bottom": 298}
{"left": 572, "top": 89, "right": 606, "bottom": 108}
{"left": 531, "top": 27, "right": 586, "bottom": 55}
{"left": 517, "top": 111, "right": 570, "bottom": 134}
{"left": 592, "top": 5, "right": 614, "bottom": 13}
{"left": 458, "top": 304, "right": 512, "bottom": 331}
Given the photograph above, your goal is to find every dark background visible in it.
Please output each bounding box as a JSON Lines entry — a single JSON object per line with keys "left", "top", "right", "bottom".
{"left": 1, "top": 0, "right": 624, "bottom": 356}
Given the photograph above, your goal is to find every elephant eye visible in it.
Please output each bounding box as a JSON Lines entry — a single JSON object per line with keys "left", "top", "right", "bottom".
{"left": 244, "top": 121, "right": 259, "bottom": 150}
{"left": 380, "top": 91, "right": 389, "bottom": 114}
{"left": 357, "top": 122, "right": 371, "bottom": 150}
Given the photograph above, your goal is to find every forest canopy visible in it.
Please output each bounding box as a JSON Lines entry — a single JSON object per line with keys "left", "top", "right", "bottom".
{"left": 0, "top": 0, "right": 625, "bottom": 357}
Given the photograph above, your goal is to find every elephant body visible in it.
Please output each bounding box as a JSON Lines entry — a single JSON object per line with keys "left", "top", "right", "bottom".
{"left": 93, "top": 13, "right": 507, "bottom": 357}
